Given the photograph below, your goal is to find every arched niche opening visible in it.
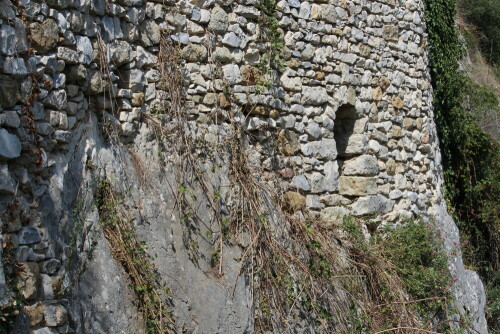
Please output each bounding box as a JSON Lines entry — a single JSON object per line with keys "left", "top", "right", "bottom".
{"left": 334, "top": 104, "right": 358, "bottom": 160}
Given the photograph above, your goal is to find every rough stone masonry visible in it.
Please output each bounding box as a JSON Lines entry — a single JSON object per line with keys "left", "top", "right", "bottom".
{"left": 0, "top": 0, "right": 488, "bottom": 333}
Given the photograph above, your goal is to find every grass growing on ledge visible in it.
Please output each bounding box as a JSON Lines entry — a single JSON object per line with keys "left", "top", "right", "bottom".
{"left": 341, "top": 219, "right": 454, "bottom": 332}
{"left": 95, "top": 178, "right": 175, "bottom": 334}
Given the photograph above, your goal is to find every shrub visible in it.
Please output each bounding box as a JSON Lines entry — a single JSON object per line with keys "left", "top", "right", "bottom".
{"left": 458, "top": 0, "right": 500, "bottom": 66}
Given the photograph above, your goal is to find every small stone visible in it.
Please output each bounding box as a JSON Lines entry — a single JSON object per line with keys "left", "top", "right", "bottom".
{"left": 382, "top": 25, "right": 399, "bottom": 41}
{"left": 291, "top": 175, "right": 310, "bottom": 191}
{"left": 213, "top": 47, "right": 232, "bottom": 63}
{"left": 24, "top": 302, "right": 45, "bottom": 326}
{"left": 109, "top": 40, "right": 132, "bottom": 66}
{"left": 222, "top": 64, "right": 241, "bottom": 85}
{"left": 18, "top": 226, "right": 42, "bottom": 245}
{"left": 44, "top": 304, "right": 68, "bottom": 327}
{"left": 280, "top": 74, "right": 302, "bottom": 92}
{"left": 392, "top": 96, "right": 404, "bottom": 109}
{"left": 30, "top": 19, "right": 59, "bottom": 54}
{"left": 0, "top": 164, "right": 15, "bottom": 194}
{"left": 372, "top": 87, "right": 383, "bottom": 100}
{"left": 302, "top": 86, "right": 329, "bottom": 105}
{"left": 54, "top": 130, "right": 72, "bottom": 143}
{"left": 0, "top": 128, "right": 22, "bottom": 159}
{"left": 75, "top": 35, "right": 93, "bottom": 65}
{"left": 0, "top": 74, "right": 21, "bottom": 108}
{"left": 43, "top": 90, "right": 67, "bottom": 110}
{"left": 181, "top": 44, "right": 208, "bottom": 62}
{"left": 278, "top": 130, "right": 300, "bottom": 156}
{"left": 131, "top": 93, "right": 145, "bottom": 106}
{"left": 209, "top": 6, "right": 228, "bottom": 33}
{"left": 320, "top": 207, "right": 349, "bottom": 225}
{"left": 57, "top": 47, "right": 79, "bottom": 64}
{"left": 40, "top": 259, "right": 61, "bottom": 275}
{"left": 222, "top": 32, "right": 241, "bottom": 48}
{"left": 18, "top": 262, "right": 40, "bottom": 301}
{"left": 350, "top": 195, "right": 395, "bottom": 216}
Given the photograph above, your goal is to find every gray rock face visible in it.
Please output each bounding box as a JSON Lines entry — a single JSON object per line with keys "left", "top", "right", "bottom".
{"left": 0, "top": 128, "right": 21, "bottom": 159}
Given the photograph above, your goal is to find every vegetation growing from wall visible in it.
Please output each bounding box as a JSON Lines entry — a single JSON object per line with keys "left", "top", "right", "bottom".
{"left": 95, "top": 178, "right": 175, "bottom": 334}
{"left": 423, "top": 0, "right": 500, "bottom": 330}
{"left": 458, "top": 0, "right": 500, "bottom": 69}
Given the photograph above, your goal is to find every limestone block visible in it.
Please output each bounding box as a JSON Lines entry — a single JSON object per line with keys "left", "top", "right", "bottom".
{"left": 339, "top": 176, "right": 377, "bottom": 196}
{"left": 343, "top": 155, "right": 379, "bottom": 176}
{"left": 350, "top": 195, "right": 395, "bottom": 216}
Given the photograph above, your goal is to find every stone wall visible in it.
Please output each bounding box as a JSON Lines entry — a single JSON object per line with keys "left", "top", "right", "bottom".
{"left": 0, "top": 0, "right": 487, "bottom": 333}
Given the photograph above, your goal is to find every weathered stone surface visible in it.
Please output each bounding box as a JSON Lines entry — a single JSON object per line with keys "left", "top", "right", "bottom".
{"left": 24, "top": 302, "right": 45, "bottom": 326}
{"left": 291, "top": 175, "right": 310, "bottom": 191}
{"left": 209, "top": 6, "right": 228, "bottom": 33}
{"left": 302, "top": 86, "right": 329, "bottom": 105}
{"left": 57, "top": 47, "right": 79, "bottom": 64}
{"left": 43, "top": 90, "right": 67, "bottom": 110}
{"left": 181, "top": 44, "right": 208, "bottom": 62}
{"left": 0, "top": 74, "right": 21, "bottom": 108}
{"left": 0, "top": 128, "right": 21, "bottom": 160}
{"left": 0, "top": 164, "right": 15, "bottom": 194}
{"left": 320, "top": 207, "right": 349, "bottom": 225}
{"left": 278, "top": 130, "right": 300, "bottom": 156}
{"left": 44, "top": 304, "right": 68, "bottom": 327}
{"left": 350, "top": 195, "right": 395, "bottom": 216}
{"left": 339, "top": 176, "right": 377, "bottom": 196}
{"left": 280, "top": 74, "right": 302, "bottom": 92}
{"left": 18, "top": 262, "right": 40, "bottom": 301}
{"left": 222, "top": 64, "right": 241, "bottom": 84}
{"left": 18, "top": 227, "right": 42, "bottom": 245}
{"left": 139, "top": 20, "right": 160, "bottom": 47}
{"left": 76, "top": 35, "right": 94, "bottom": 64}
{"left": 109, "top": 40, "right": 132, "bottom": 66}
{"left": 343, "top": 155, "right": 379, "bottom": 176}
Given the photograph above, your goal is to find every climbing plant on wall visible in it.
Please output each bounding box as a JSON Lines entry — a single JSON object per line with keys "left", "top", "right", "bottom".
{"left": 423, "top": 0, "right": 500, "bottom": 329}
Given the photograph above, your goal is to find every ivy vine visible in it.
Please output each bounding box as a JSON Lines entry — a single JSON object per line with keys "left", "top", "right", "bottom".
{"left": 423, "top": 0, "right": 499, "bottom": 328}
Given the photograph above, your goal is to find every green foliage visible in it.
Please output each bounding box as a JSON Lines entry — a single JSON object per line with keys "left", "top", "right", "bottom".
{"left": 458, "top": 0, "right": 500, "bottom": 66}
{"left": 423, "top": 4, "right": 500, "bottom": 328}
{"left": 341, "top": 219, "right": 453, "bottom": 326}
{"left": 486, "top": 270, "right": 500, "bottom": 333}
{"left": 95, "top": 178, "right": 174, "bottom": 333}
{"left": 378, "top": 222, "right": 451, "bottom": 316}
